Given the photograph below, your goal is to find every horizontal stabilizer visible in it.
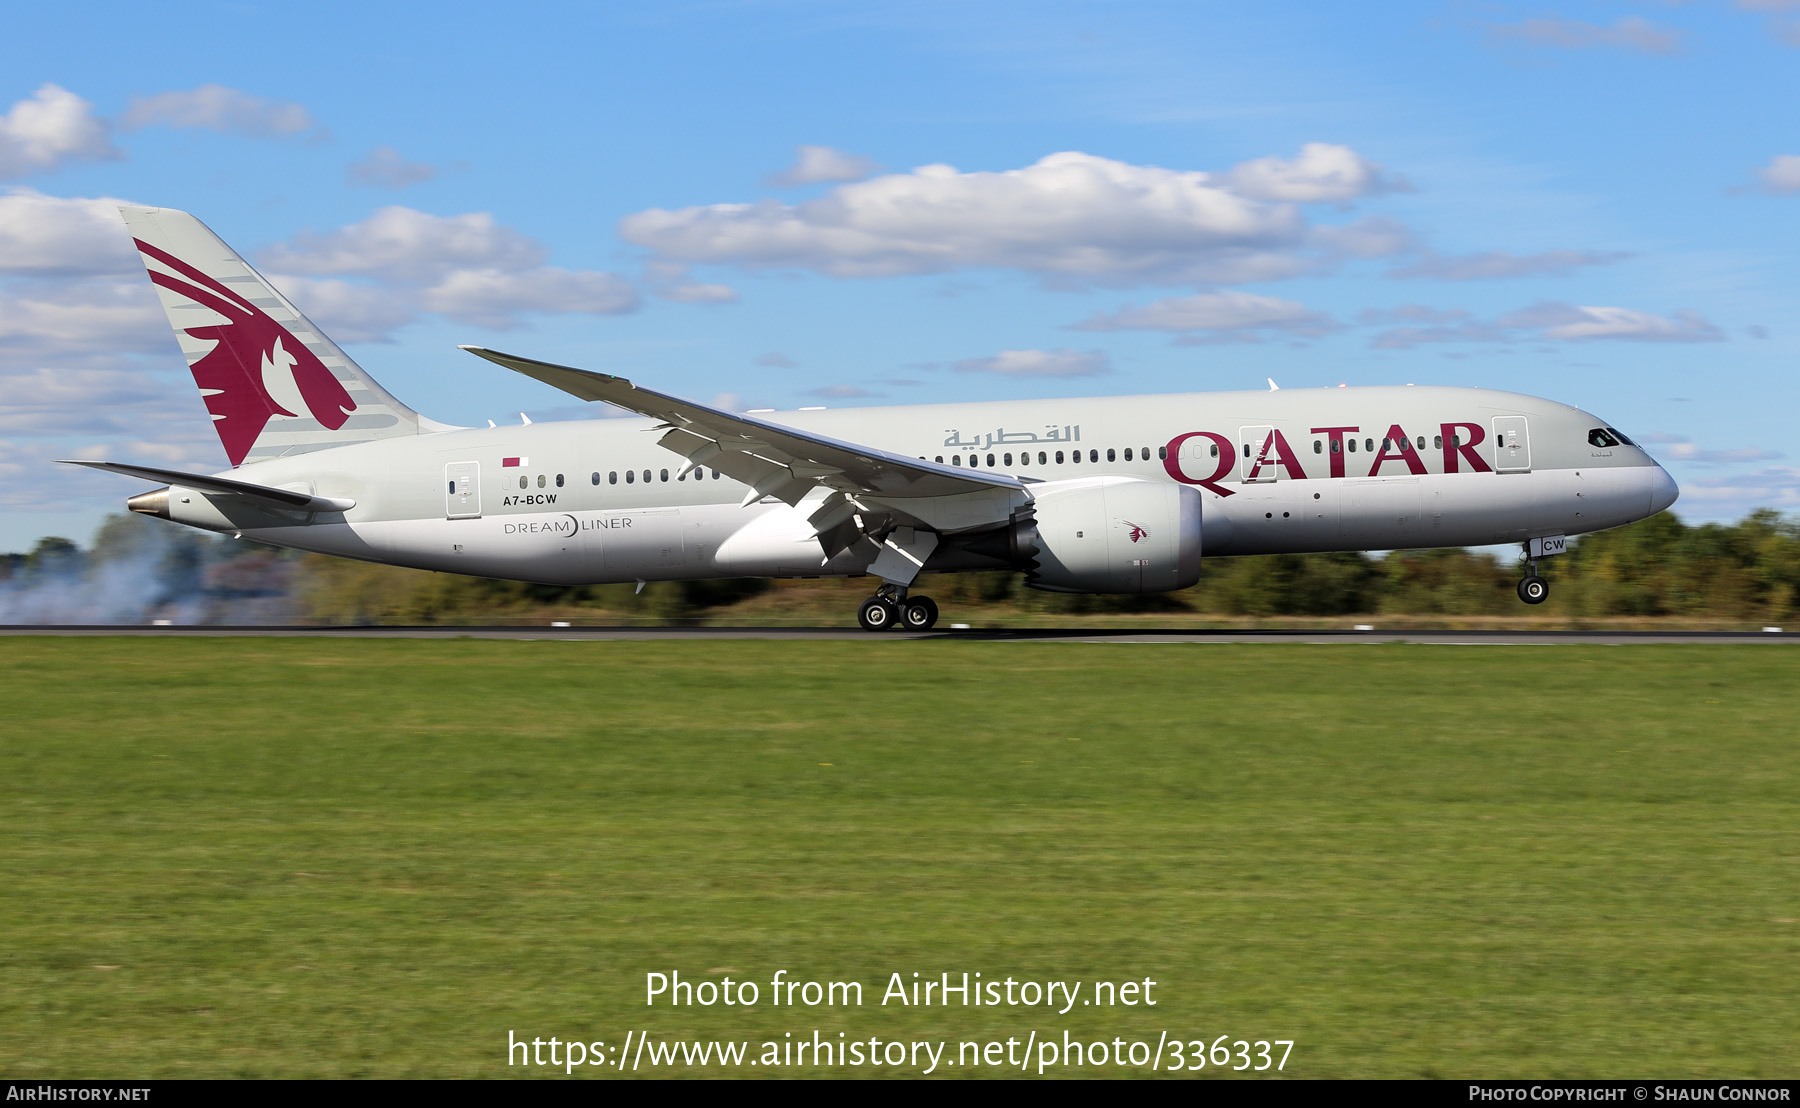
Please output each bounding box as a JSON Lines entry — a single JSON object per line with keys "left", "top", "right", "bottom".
{"left": 59, "top": 460, "right": 355, "bottom": 512}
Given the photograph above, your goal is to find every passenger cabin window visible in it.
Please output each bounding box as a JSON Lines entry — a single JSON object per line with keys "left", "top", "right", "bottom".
{"left": 1313, "top": 440, "right": 1322, "bottom": 454}
{"left": 1157, "top": 446, "right": 1167, "bottom": 460}
{"left": 1347, "top": 439, "right": 1356, "bottom": 453}
{"left": 591, "top": 472, "right": 600, "bottom": 485}
{"left": 519, "top": 476, "right": 528, "bottom": 489}
{"left": 556, "top": 474, "right": 564, "bottom": 487}
{"left": 1124, "top": 448, "right": 1134, "bottom": 461}
{"left": 660, "top": 469, "right": 669, "bottom": 482}
{"left": 1004, "top": 452, "right": 1014, "bottom": 466}
{"left": 987, "top": 453, "right": 996, "bottom": 467}
{"left": 1416, "top": 436, "right": 1426, "bottom": 450}
{"left": 1107, "top": 448, "right": 1116, "bottom": 462}
{"left": 626, "top": 470, "right": 635, "bottom": 483}
{"left": 608, "top": 471, "right": 617, "bottom": 484}
{"left": 642, "top": 470, "right": 651, "bottom": 483}
{"left": 537, "top": 474, "right": 546, "bottom": 488}
{"left": 1039, "top": 451, "right": 1048, "bottom": 465}
{"left": 1364, "top": 438, "right": 1374, "bottom": 452}
{"left": 1056, "top": 450, "right": 1065, "bottom": 464}
{"left": 1433, "top": 435, "right": 1442, "bottom": 450}
{"left": 1588, "top": 428, "right": 1622, "bottom": 448}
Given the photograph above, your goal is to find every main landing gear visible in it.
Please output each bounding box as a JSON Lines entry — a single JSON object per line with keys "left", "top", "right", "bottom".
{"left": 856, "top": 584, "right": 939, "bottom": 632}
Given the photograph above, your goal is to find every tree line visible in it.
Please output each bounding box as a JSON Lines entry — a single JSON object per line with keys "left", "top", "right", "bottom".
{"left": 5, "top": 509, "right": 1799, "bottom": 624}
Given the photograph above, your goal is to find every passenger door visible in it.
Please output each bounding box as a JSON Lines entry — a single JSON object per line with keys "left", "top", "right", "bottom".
{"left": 445, "top": 461, "right": 480, "bottom": 519}
{"left": 1492, "top": 416, "right": 1531, "bottom": 474}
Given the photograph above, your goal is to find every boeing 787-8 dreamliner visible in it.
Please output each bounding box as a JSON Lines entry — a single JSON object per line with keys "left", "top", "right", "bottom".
{"left": 67, "top": 207, "right": 1678, "bottom": 630}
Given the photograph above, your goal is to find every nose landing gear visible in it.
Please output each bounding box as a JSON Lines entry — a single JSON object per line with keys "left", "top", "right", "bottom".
{"left": 1516, "top": 541, "right": 1551, "bottom": 605}
{"left": 856, "top": 585, "right": 940, "bottom": 631}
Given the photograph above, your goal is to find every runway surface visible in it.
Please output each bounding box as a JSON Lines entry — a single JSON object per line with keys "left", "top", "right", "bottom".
{"left": 1, "top": 624, "right": 1795, "bottom": 644}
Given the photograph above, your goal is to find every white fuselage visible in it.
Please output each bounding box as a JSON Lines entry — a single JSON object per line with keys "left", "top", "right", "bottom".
{"left": 155, "top": 385, "right": 1677, "bottom": 585}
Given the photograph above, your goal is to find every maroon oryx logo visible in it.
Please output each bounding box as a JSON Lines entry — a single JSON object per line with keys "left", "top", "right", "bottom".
{"left": 135, "top": 238, "right": 356, "bottom": 466}
{"left": 1124, "top": 521, "right": 1150, "bottom": 543}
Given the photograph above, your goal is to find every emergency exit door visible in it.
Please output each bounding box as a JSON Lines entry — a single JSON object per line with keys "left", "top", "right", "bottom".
{"left": 1239, "top": 425, "right": 1278, "bottom": 482}
{"left": 1492, "top": 416, "right": 1531, "bottom": 474}
{"left": 445, "top": 461, "right": 481, "bottom": 519}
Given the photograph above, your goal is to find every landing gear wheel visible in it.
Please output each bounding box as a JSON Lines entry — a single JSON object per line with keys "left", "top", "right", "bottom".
{"left": 857, "top": 596, "right": 899, "bottom": 631}
{"left": 1518, "top": 575, "right": 1549, "bottom": 605}
{"left": 900, "top": 595, "right": 939, "bottom": 631}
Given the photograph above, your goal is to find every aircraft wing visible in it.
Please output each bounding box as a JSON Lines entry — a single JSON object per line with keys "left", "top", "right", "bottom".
{"left": 462, "top": 346, "right": 1025, "bottom": 509}
{"left": 59, "top": 459, "right": 356, "bottom": 512}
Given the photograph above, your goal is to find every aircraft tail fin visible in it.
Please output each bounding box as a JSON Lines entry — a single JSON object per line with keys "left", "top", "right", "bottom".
{"left": 120, "top": 206, "right": 440, "bottom": 468}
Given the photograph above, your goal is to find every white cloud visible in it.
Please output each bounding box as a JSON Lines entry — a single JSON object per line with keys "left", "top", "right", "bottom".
{"left": 643, "top": 259, "right": 736, "bottom": 303}
{"left": 1309, "top": 217, "right": 1415, "bottom": 260}
{"left": 0, "top": 280, "right": 167, "bottom": 364}
{"left": 348, "top": 146, "right": 437, "bottom": 188}
{"left": 0, "top": 366, "right": 200, "bottom": 436}
{"left": 1502, "top": 302, "right": 1724, "bottom": 343}
{"left": 121, "top": 85, "right": 316, "bottom": 138}
{"left": 1489, "top": 16, "right": 1683, "bottom": 55}
{"left": 254, "top": 207, "right": 643, "bottom": 333}
{"left": 1679, "top": 466, "right": 1800, "bottom": 514}
{"left": 1367, "top": 301, "right": 1726, "bottom": 348}
{"left": 806, "top": 384, "right": 877, "bottom": 398}
{"left": 1358, "top": 305, "right": 1473, "bottom": 325}
{"left": 260, "top": 206, "right": 545, "bottom": 282}
{"left": 1647, "top": 438, "right": 1784, "bottom": 465}
{"left": 1388, "top": 249, "right": 1630, "bottom": 281}
{"left": 261, "top": 277, "right": 419, "bottom": 345}
{"left": 0, "top": 189, "right": 140, "bottom": 275}
{"left": 952, "top": 348, "right": 1111, "bottom": 378}
{"left": 1221, "top": 143, "right": 1406, "bottom": 203}
{"left": 656, "top": 280, "right": 737, "bottom": 303}
{"left": 0, "top": 84, "right": 118, "bottom": 179}
{"left": 1753, "top": 154, "right": 1800, "bottom": 194}
{"left": 768, "top": 145, "right": 881, "bottom": 186}
{"left": 756, "top": 352, "right": 798, "bottom": 368}
{"left": 421, "top": 267, "right": 639, "bottom": 329}
{"left": 621, "top": 148, "right": 1403, "bottom": 285}
{"left": 1073, "top": 290, "right": 1337, "bottom": 340}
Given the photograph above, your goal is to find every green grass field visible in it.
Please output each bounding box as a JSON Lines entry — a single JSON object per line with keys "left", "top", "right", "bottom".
{"left": 2, "top": 638, "right": 1797, "bottom": 1078}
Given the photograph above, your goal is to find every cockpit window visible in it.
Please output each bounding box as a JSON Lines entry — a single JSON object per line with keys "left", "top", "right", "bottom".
{"left": 1588, "top": 428, "right": 1621, "bottom": 448}
{"left": 1606, "top": 427, "right": 1636, "bottom": 447}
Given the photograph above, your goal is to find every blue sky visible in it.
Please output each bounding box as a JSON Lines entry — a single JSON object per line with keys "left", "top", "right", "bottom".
{"left": 2, "top": 0, "right": 1796, "bottom": 551}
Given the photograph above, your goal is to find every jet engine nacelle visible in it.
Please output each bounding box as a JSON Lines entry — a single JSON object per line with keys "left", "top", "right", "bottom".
{"left": 1022, "top": 476, "right": 1204, "bottom": 593}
